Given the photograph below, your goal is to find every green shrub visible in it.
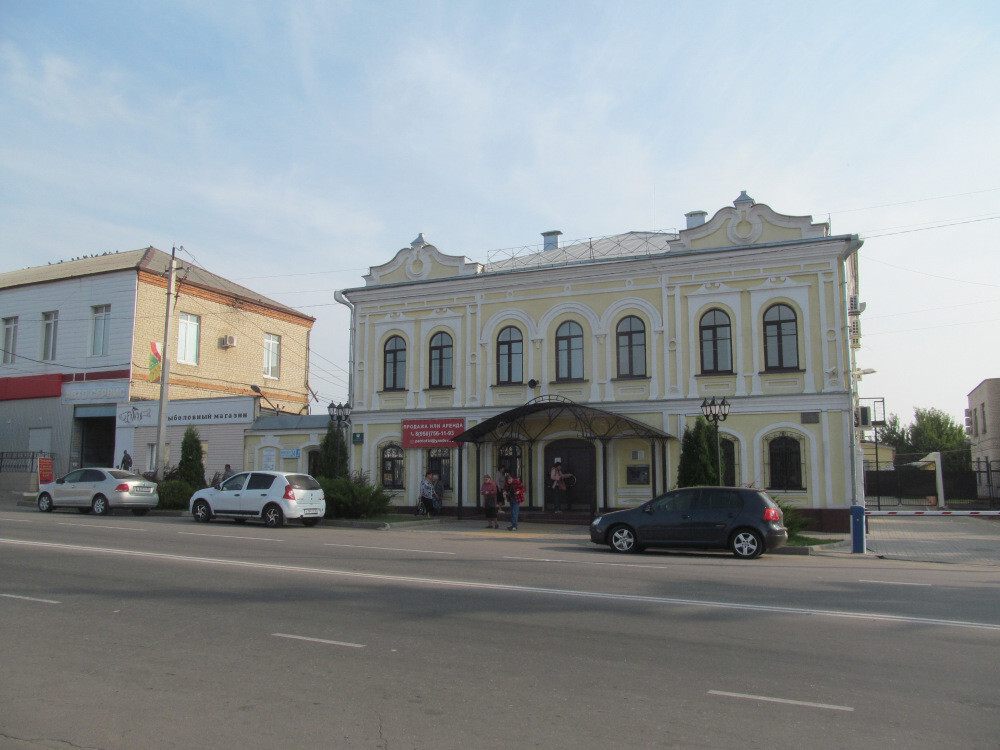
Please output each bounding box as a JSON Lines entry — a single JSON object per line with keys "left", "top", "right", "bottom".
{"left": 775, "top": 498, "right": 808, "bottom": 539}
{"left": 157, "top": 479, "right": 196, "bottom": 511}
{"left": 178, "top": 427, "right": 206, "bottom": 488}
{"left": 320, "top": 471, "right": 392, "bottom": 519}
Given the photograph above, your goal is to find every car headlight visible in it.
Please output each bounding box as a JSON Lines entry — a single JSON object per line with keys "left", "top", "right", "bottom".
{"left": 591, "top": 516, "right": 602, "bottom": 526}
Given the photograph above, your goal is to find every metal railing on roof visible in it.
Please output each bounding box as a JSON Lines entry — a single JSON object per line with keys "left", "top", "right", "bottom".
{"left": 484, "top": 230, "right": 679, "bottom": 272}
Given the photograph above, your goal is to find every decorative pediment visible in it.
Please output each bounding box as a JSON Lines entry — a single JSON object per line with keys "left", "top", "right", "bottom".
{"left": 673, "top": 192, "right": 830, "bottom": 252}
{"left": 363, "top": 234, "right": 483, "bottom": 286}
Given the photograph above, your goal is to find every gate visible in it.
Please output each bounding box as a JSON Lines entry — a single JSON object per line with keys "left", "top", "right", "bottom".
{"left": 864, "top": 460, "right": 936, "bottom": 509}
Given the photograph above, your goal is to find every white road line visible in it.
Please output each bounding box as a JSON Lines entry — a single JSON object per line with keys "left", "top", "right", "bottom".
{"left": 325, "top": 543, "right": 455, "bottom": 555}
{"left": 178, "top": 532, "right": 284, "bottom": 542}
{"left": 709, "top": 690, "right": 854, "bottom": 712}
{"left": 3, "top": 538, "right": 999, "bottom": 632}
{"left": 2, "top": 593, "right": 60, "bottom": 605}
{"left": 504, "top": 555, "right": 670, "bottom": 569}
{"left": 58, "top": 522, "right": 146, "bottom": 531}
{"left": 3, "top": 518, "right": 33, "bottom": 522}
{"left": 859, "top": 580, "right": 933, "bottom": 587}
{"left": 272, "top": 633, "right": 365, "bottom": 648}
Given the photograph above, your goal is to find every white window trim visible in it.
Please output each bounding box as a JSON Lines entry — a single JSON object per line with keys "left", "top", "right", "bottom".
{"left": 41, "top": 311, "right": 58, "bottom": 361}
{"left": 263, "top": 333, "right": 281, "bottom": 379}
{"left": 177, "top": 312, "right": 200, "bottom": 365}
{"left": 90, "top": 304, "right": 111, "bottom": 357}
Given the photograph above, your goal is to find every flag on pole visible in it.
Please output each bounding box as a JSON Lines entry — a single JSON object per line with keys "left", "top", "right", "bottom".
{"left": 149, "top": 342, "right": 163, "bottom": 383}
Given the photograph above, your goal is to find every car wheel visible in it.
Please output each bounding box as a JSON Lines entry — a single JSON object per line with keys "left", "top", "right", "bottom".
{"left": 131, "top": 508, "right": 150, "bottom": 516}
{"left": 92, "top": 495, "right": 110, "bottom": 516}
{"left": 37, "top": 493, "right": 53, "bottom": 513}
{"left": 192, "top": 499, "right": 212, "bottom": 523}
{"left": 731, "top": 529, "right": 764, "bottom": 559}
{"left": 301, "top": 518, "right": 320, "bottom": 527}
{"left": 608, "top": 524, "right": 638, "bottom": 554}
{"left": 262, "top": 504, "right": 284, "bottom": 528}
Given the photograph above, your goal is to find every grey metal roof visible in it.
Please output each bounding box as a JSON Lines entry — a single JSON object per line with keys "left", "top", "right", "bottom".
{"left": 0, "top": 247, "right": 313, "bottom": 322}
{"left": 248, "top": 414, "right": 333, "bottom": 432}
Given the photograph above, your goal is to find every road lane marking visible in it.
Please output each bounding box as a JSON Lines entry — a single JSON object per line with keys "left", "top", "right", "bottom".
{"left": 272, "top": 633, "right": 365, "bottom": 648}
{"left": 505, "top": 555, "right": 671, "bottom": 569}
{"left": 3, "top": 538, "right": 999, "bottom": 632}
{"left": 58, "top": 522, "right": 146, "bottom": 531}
{"left": 2, "top": 593, "right": 60, "bottom": 605}
{"left": 859, "top": 580, "right": 933, "bottom": 587}
{"left": 325, "top": 543, "right": 455, "bottom": 555}
{"left": 178, "top": 532, "right": 285, "bottom": 542}
{"left": 709, "top": 690, "right": 854, "bottom": 712}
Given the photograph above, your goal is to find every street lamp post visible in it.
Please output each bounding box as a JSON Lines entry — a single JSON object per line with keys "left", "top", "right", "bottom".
{"left": 327, "top": 401, "right": 352, "bottom": 475}
{"left": 700, "top": 396, "right": 730, "bottom": 485}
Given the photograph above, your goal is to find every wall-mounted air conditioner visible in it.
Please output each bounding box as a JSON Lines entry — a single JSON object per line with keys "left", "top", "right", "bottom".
{"left": 220, "top": 335, "right": 237, "bottom": 349}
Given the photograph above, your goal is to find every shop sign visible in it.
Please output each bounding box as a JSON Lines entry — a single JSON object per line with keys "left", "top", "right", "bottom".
{"left": 37, "top": 456, "right": 54, "bottom": 485}
{"left": 280, "top": 448, "right": 300, "bottom": 459}
{"left": 116, "top": 397, "right": 255, "bottom": 428}
{"left": 351, "top": 432, "right": 364, "bottom": 445}
{"left": 62, "top": 380, "right": 129, "bottom": 405}
{"left": 401, "top": 418, "right": 466, "bottom": 449}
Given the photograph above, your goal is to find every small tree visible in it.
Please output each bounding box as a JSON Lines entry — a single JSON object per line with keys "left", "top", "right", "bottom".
{"left": 177, "top": 426, "right": 206, "bottom": 488}
{"left": 676, "top": 416, "right": 716, "bottom": 487}
{"left": 316, "top": 421, "right": 349, "bottom": 479}
{"left": 880, "top": 408, "right": 971, "bottom": 472}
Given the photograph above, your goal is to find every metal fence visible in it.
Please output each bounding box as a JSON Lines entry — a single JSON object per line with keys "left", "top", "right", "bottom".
{"left": 863, "top": 460, "right": 997, "bottom": 510}
{"left": 0, "top": 451, "right": 54, "bottom": 473}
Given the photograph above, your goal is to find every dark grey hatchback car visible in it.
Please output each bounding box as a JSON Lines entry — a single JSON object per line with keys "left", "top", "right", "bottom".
{"left": 590, "top": 486, "right": 788, "bottom": 558}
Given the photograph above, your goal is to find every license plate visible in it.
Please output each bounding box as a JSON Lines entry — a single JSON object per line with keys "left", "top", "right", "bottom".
{"left": 133, "top": 486, "right": 153, "bottom": 493}
{"left": 303, "top": 508, "right": 319, "bottom": 515}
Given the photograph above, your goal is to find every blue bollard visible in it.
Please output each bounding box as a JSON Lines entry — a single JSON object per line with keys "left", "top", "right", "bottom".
{"left": 850, "top": 505, "right": 866, "bottom": 554}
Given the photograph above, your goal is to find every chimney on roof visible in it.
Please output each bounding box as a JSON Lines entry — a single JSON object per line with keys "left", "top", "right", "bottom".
{"left": 685, "top": 211, "right": 707, "bottom": 229}
{"left": 541, "top": 230, "right": 562, "bottom": 252}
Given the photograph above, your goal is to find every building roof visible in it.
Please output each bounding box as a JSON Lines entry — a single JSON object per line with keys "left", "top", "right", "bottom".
{"left": 0, "top": 247, "right": 313, "bottom": 322}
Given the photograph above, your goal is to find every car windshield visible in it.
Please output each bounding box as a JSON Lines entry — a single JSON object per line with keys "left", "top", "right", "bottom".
{"left": 109, "top": 470, "right": 145, "bottom": 480}
{"left": 286, "top": 474, "right": 321, "bottom": 490}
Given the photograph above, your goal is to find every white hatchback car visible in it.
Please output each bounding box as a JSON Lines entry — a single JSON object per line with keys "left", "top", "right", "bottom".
{"left": 37, "top": 468, "right": 159, "bottom": 516}
{"left": 189, "top": 471, "right": 326, "bottom": 528}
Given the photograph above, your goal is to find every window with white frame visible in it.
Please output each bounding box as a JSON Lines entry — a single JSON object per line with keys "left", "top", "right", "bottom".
{"left": 41, "top": 311, "right": 58, "bottom": 361}
{"left": 264, "top": 333, "right": 281, "bottom": 379}
{"left": 2, "top": 316, "right": 17, "bottom": 365}
{"left": 91, "top": 305, "right": 111, "bottom": 356}
{"left": 177, "top": 313, "right": 200, "bottom": 365}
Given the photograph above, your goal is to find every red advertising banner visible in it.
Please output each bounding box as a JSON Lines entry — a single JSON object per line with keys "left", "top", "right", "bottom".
{"left": 37, "top": 456, "right": 54, "bottom": 485}
{"left": 402, "top": 418, "right": 466, "bottom": 449}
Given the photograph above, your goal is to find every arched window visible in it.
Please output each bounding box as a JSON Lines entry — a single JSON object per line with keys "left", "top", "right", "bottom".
{"left": 616, "top": 316, "right": 646, "bottom": 378}
{"left": 381, "top": 444, "right": 404, "bottom": 489}
{"left": 496, "top": 326, "right": 523, "bottom": 385}
{"left": 555, "top": 321, "right": 584, "bottom": 381}
{"left": 767, "top": 433, "right": 805, "bottom": 490}
{"left": 700, "top": 309, "right": 732, "bottom": 374}
{"left": 719, "top": 436, "right": 739, "bottom": 486}
{"left": 429, "top": 331, "right": 453, "bottom": 388}
{"left": 763, "top": 304, "right": 799, "bottom": 370}
{"left": 383, "top": 336, "right": 406, "bottom": 391}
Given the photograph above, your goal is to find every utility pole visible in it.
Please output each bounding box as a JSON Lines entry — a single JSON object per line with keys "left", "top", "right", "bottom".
{"left": 153, "top": 247, "right": 178, "bottom": 481}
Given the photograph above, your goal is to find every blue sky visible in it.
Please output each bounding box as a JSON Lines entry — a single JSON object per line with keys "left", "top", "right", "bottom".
{"left": 2, "top": 0, "right": 998, "bottom": 424}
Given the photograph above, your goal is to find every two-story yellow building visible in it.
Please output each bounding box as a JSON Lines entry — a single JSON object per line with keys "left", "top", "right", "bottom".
{"left": 338, "top": 192, "right": 863, "bottom": 530}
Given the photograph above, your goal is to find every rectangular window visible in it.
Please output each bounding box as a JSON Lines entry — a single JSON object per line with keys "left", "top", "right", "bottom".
{"left": 41, "top": 311, "right": 58, "bottom": 361}
{"left": 264, "top": 333, "right": 281, "bottom": 379}
{"left": 91, "top": 304, "right": 111, "bottom": 356}
{"left": 177, "top": 313, "right": 200, "bottom": 365}
{"left": 2, "top": 316, "right": 17, "bottom": 364}
{"left": 982, "top": 404, "right": 987, "bottom": 434}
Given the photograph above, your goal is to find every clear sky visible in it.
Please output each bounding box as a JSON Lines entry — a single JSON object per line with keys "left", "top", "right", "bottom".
{"left": 2, "top": 1, "right": 998, "bottom": 426}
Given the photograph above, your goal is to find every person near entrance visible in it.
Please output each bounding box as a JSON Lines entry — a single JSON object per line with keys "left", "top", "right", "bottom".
{"left": 418, "top": 471, "right": 438, "bottom": 516}
{"left": 550, "top": 460, "right": 574, "bottom": 513}
{"left": 119, "top": 450, "right": 133, "bottom": 472}
{"left": 480, "top": 474, "right": 499, "bottom": 529}
{"left": 506, "top": 473, "right": 525, "bottom": 531}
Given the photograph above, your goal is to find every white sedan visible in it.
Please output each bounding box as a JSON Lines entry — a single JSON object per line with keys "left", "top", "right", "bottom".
{"left": 37, "top": 468, "right": 159, "bottom": 516}
{"left": 189, "top": 471, "right": 326, "bottom": 528}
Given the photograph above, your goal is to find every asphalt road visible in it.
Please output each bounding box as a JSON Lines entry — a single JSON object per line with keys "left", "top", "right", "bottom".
{"left": 2, "top": 506, "right": 999, "bottom": 750}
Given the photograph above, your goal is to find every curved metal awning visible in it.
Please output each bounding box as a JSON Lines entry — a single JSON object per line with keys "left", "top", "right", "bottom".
{"left": 452, "top": 395, "right": 674, "bottom": 445}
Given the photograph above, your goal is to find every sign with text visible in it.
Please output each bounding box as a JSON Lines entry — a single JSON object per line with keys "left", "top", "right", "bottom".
{"left": 116, "top": 397, "right": 255, "bottom": 428}
{"left": 37, "top": 456, "right": 54, "bottom": 485}
{"left": 402, "top": 418, "right": 466, "bottom": 449}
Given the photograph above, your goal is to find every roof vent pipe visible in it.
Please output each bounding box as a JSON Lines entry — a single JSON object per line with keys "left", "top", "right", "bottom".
{"left": 541, "top": 230, "right": 562, "bottom": 252}
{"left": 685, "top": 211, "right": 707, "bottom": 229}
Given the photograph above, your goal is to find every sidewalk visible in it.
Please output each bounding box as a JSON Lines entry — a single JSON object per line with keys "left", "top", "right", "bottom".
{"left": 815, "top": 515, "right": 1000, "bottom": 566}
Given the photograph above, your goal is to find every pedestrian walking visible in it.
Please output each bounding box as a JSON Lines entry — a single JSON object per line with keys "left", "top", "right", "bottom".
{"left": 550, "top": 460, "right": 573, "bottom": 513}
{"left": 480, "top": 474, "right": 499, "bottom": 529}
{"left": 119, "top": 450, "right": 133, "bottom": 472}
{"left": 506, "top": 474, "right": 525, "bottom": 531}
{"left": 418, "top": 471, "right": 437, "bottom": 516}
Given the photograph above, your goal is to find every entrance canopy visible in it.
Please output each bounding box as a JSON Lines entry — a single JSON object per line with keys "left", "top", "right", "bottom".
{"left": 451, "top": 395, "right": 673, "bottom": 445}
